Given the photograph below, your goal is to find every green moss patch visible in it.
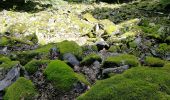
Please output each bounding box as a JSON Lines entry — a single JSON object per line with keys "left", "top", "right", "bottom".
{"left": 4, "top": 77, "right": 37, "bottom": 100}
{"left": 108, "top": 45, "right": 120, "bottom": 52}
{"left": 0, "top": 36, "right": 9, "bottom": 46}
{"left": 81, "top": 53, "right": 101, "bottom": 65}
{"left": 24, "top": 59, "right": 50, "bottom": 74}
{"left": 0, "top": 56, "right": 19, "bottom": 69}
{"left": 11, "top": 43, "right": 56, "bottom": 65}
{"left": 77, "top": 67, "right": 170, "bottom": 100}
{"left": 83, "top": 13, "right": 98, "bottom": 23}
{"left": 44, "top": 60, "right": 80, "bottom": 91}
{"left": 57, "top": 40, "right": 83, "bottom": 59}
{"left": 103, "top": 54, "right": 139, "bottom": 68}
{"left": 145, "top": 56, "right": 165, "bottom": 67}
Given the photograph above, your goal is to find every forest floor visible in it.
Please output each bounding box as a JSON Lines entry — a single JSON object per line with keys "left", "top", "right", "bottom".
{"left": 0, "top": 0, "right": 170, "bottom": 99}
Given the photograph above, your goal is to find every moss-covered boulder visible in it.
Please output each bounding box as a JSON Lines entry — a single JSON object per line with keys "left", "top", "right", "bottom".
{"left": 57, "top": 40, "right": 83, "bottom": 59}
{"left": 156, "top": 43, "right": 170, "bottom": 58}
{"left": 4, "top": 77, "right": 37, "bottom": 100}
{"left": 11, "top": 43, "right": 56, "bottom": 65}
{"left": 0, "top": 56, "right": 19, "bottom": 69}
{"left": 145, "top": 56, "right": 165, "bottom": 67}
{"left": 83, "top": 13, "right": 98, "bottom": 23}
{"left": 108, "top": 45, "right": 120, "bottom": 52}
{"left": 0, "top": 36, "right": 9, "bottom": 46}
{"left": 24, "top": 59, "right": 50, "bottom": 74}
{"left": 77, "top": 67, "right": 170, "bottom": 100}
{"left": 103, "top": 54, "right": 139, "bottom": 68}
{"left": 44, "top": 60, "right": 89, "bottom": 92}
{"left": 81, "top": 53, "right": 101, "bottom": 65}
{"left": 8, "top": 23, "right": 27, "bottom": 34}
{"left": 99, "top": 19, "right": 118, "bottom": 35}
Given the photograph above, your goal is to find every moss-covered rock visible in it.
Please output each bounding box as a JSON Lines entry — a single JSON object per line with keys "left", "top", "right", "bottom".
{"left": 77, "top": 67, "right": 170, "bottom": 100}
{"left": 4, "top": 77, "right": 37, "bottom": 100}
{"left": 11, "top": 43, "right": 56, "bottom": 65}
{"left": 145, "top": 56, "right": 165, "bottom": 67}
{"left": 105, "top": 25, "right": 118, "bottom": 35}
{"left": 44, "top": 60, "right": 88, "bottom": 92}
{"left": 57, "top": 40, "right": 83, "bottom": 59}
{"left": 8, "top": 23, "right": 27, "bottom": 34}
{"left": 103, "top": 54, "right": 139, "bottom": 68}
{"left": 0, "top": 56, "right": 19, "bottom": 69}
{"left": 24, "top": 59, "right": 50, "bottom": 74}
{"left": 156, "top": 43, "right": 170, "bottom": 57}
{"left": 81, "top": 53, "right": 101, "bottom": 65}
{"left": 83, "top": 13, "right": 98, "bottom": 23}
{"left": 0, "top": 36, "right": 9, "bottom": 46}
{"left": 108, "top": 45, "right": 120, "bottom": 52}
{"left": 82, "top": 45, "right": 98, "bottom": 52}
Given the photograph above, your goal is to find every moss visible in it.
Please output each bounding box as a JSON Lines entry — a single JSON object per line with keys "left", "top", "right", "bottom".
{"left": 82, "top": 45, "right": 98, "bottom": 52}
{"left": 24, "top": 59, "right": 50, "bottom": 74}
{"left": 156, "top": 43, "right": 170, "bottom": 56}
{"left": 8, "top": 23, "right": 27, "bottom": 34}
{"left": 57, "top": 40, "right": 83, "bottom": 59}
{"left": 163, "top": 63, "right": 170, "bottom": 72}
{"left": 0, "top": 56, "right": 19, "bottom": 69}
{"left": 129, "top": 41, "right": 137, "bottom": 48}
{"left": 11, "top": 43, "right": 56, "bottom": 65}
{"left": 83, "top": 13, "right": 98, "bottom": 23}
{"left": 77, "top": 67, "right": 170, "bottom": 100}
{"left": 108, "top": 45, "right": 120, "bottom": 52}
{"left": 4, "top": 77, "right": 37, "bottom": 100}
{"left": 145, "top": 56, "right": 165, "bottom": 67}
{"left": 103, "top": 54, "right": 139, "bottom": 68}
{"left": 44, "top": 60, "right": 78, "bottom": 91}
{"left": 105, "top": 25, "right": 118, "bottom": 35}
{"left": 75, "top": 73, "right": 91, "bottom": 86}
{"left": 0, "top": 36, "right": 9, "bottom": 46}
{"left": 121, "top": 31, "right": 138, "bottom": 38}
{"left": 165, "top": 36, "right": 170, "bottom": 43}
{"left": 81, "top": 53, "right": 101, "bottom": 65}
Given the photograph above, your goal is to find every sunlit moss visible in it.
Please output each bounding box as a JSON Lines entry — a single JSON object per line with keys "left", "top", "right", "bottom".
{"left": 83, "top": 13, "right": 98, "bottom": 23}
{"left": 103, "top": 54, "right": 139, "bottom": 68}
{"left": 145, "top": 56, "right": 165, "bottom": 67}
{"left": 4, "top": 77, "right": 37, "bottom": 100}
{"left": 77, "top": 67, "right": 170, "bottom": 100}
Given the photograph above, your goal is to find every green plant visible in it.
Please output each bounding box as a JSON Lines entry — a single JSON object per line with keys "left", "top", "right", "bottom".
{"left": 77, "top": 67, "right": 170, "bottom": 100}
{"left": 44, "top": 60, "right": 78, "bottom": 91}
{"left": 57, "top": 40, "right": 83, "bottom": 59}
{"left": 81, "top": 53, "right": 101, "bottom": 65}
{"left": 145, "top": 56, "right": 165, "bottom": 67}
{"left": 103, "top": 54, "right": 139, "bottom": 68}
{"left": 4, "top": 77, "right": 37, "bottom": 100}
{"left": 24, "top": 59, "right": 50, "bottom": 74}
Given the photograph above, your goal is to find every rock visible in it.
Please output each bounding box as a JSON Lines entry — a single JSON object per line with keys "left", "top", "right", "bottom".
{"left": 50, "top": 47, "right": 60, "bottom": 60}
{"left": 0, "top": 47, "right": 8, "bottom": 55}
{"left": 73, "top": 82, "right": 88, "bottom": 93}
{"left": 82, "top": 61, "right": 100, "bottom": 83}
{"left": 95, "top": 39, "right": 109, "bottom": 51}
{"left": 102, "top": 65, "right": 129, "bottom": 77}
{"left": 0, "top": 64, "right": 20, "bottom": 91}
{"left": 63, "top": 53, "right": 80, "bottom": 67}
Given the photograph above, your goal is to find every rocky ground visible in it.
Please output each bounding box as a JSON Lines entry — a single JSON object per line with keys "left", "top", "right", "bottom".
{"left": 0, "top": 0, "right": 170, "bottom": 100}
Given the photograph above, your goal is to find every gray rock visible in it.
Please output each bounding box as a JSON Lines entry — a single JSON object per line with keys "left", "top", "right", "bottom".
{"left": 50, "top": 47, "right": 60, "bottom": 60}
{"left": 0, "top": 64, "right": 20, "bottom": 91}
{"left": 102, "top": 65, "right": 129, "bottom": 75}
{"left": 63, "top": 53, "right": 80, "bottom": 67}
